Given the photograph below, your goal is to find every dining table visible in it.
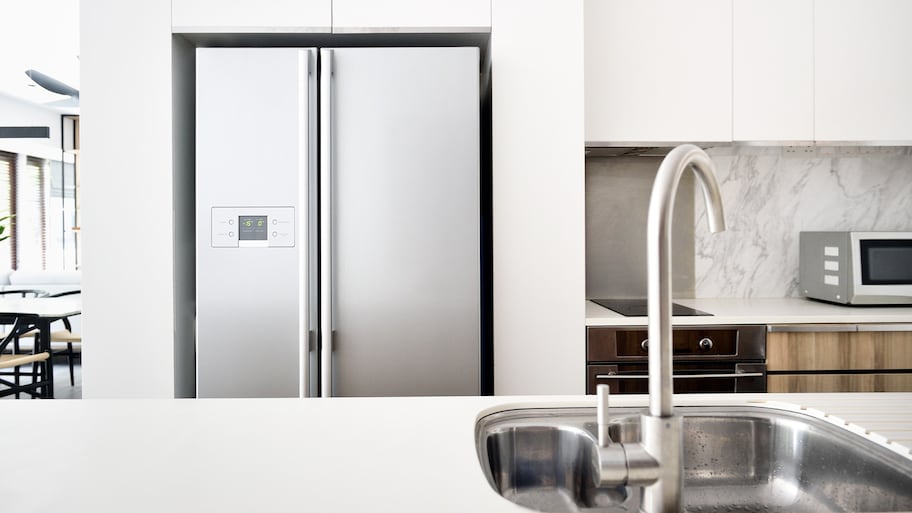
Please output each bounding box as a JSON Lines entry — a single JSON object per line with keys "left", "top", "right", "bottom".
{"left": 0, "top": 295, "right": 82, "bottom": 398}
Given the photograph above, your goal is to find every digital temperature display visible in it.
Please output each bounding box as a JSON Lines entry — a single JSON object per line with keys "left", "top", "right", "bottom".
{"left": 238, "top": 215, "right": 268, "bottom": 241}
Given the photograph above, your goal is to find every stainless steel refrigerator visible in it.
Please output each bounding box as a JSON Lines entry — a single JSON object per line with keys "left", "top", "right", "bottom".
{"left": 195, "top": 47, "right": 481, "bottom": 398}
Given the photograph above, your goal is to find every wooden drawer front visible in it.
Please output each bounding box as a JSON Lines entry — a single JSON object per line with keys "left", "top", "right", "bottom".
{"left": 768, "top": 373, "right": 912, "bottom": 393}
{"left": 767, "top": 331, "right": 912, "bottom": 371}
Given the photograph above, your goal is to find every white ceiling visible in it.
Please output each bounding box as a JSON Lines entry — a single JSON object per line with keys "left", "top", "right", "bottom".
{"left": 0, "top": 0, "right": 80, "bottom": 113}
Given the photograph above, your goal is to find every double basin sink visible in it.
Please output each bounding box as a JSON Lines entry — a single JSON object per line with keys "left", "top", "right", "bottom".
{"left": 476, "top": 406, "right": 912, "bottom": 512}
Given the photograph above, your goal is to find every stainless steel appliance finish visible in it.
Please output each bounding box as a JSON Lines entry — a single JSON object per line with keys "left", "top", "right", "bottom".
{"left": 585, "top": 157, "right": 696, "bottom": 300}
{"left": 197, "top": 47, "right": 480, "bottom": 398}
{"left": 800, "top": 231, "right": 912, "bottom": 305}
{"left": 587, "top": 325, "right": 767, "bottom": 395}
{"left": 196, "top": 48, "right": 314, "bottom": 398}
{"left": 322, "top": 47, "right": 480, "bottom": 397}
{"left": 476, "top": 406, "right": 912, "bottom": 513}
{"left": 638, "top": 143, "right": 726, "bottom": 512}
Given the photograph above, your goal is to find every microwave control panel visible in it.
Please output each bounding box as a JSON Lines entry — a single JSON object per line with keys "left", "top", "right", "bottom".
{"left": 211, "top": 206, "right": 295, "bottom": 248}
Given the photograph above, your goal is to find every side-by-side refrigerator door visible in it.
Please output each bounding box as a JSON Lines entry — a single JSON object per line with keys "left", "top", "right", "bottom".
{"left": 196, "top": 48, "right": 318, "bottom": 398}
{"left": 320, "top": 47, "right": 481, "bottom": 397}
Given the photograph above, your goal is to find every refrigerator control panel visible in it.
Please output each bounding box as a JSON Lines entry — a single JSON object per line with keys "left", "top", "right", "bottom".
{"left": 211, "top": 207, "right": 295, "bottom": 248}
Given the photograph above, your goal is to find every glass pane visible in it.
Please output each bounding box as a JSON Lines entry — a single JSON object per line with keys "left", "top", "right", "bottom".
{"left": 47, "top": 160, "right": 77, "bottom": 270}
{"left": 0, "top": 153, "right": 12, "bottom": 270}
{"left": 18, "top": 157, "right": 47, "bottom": 270}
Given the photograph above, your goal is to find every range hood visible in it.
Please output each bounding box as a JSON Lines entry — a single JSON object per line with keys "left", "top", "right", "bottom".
{"left": 585, "top": 142, "right": 728, "bottom": 158}
{"left": 585, "top": 146, "right": 675, "bottom": 157}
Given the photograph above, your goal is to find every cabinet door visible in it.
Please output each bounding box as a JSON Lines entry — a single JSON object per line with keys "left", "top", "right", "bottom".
{"left": 332, "top": 0, "right": 490, "bottom": 33}
{"left": 732, "top": 0, "right": 813, "bottom": 142}
{"left": 767, "top": 331, "right": 912, "bottom": 371}
{"left": 172, "top": 0, "right": 331, "bottom": 32}
{"left": 769, "top": 374, "right": 912, "bottom": 393}
{"left": 767, "top": 330, "right": 912, "bottom": 393}
{"left": 815, "top": 0, "right": 912, "bottom": 142}
{"left": 585, "top": 0, "right": 732, "bottom": 144}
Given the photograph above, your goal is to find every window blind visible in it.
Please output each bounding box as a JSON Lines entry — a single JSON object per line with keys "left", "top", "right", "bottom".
{"left": 0, "top": 152, "right": 13, "bottom": 269}
{"left": 17, "top": 157, "right": 47, "bottom": 270}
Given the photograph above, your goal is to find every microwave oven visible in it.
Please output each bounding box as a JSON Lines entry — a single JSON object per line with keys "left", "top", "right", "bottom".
{"left": 799, "top": 231, "right": 912, "bottom": 305}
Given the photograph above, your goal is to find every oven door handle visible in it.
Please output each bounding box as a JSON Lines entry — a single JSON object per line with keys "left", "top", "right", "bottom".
{"left": 595, "top": 372, "right": 765, "bottom": 380}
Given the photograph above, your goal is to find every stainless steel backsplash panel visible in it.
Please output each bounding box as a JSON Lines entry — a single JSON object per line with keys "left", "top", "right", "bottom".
{"left": 586, "top": 156, "right": 695, "bottom": 299}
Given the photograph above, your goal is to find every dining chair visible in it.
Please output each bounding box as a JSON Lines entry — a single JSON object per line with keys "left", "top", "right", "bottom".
{"left": 0, "top": 290, "right": 49, "bottom": 389}
{"left": 0, "top": 313, "right": 52, "bottom": 398}
{"left": 8, "top": 289, "right": 82, "bottom": 387}
{"left": 46, "top": 290, "right": 82, "bottom": 386}
{"left": 0, "top": 289, "right": 49, "bottom": 298}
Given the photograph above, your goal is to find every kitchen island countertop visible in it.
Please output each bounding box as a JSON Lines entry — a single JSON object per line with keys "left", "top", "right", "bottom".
{"left": 587, "top": 297, "right": 912, "bottom": 326}
{"left": 2, "top": 393, "right": 910, "bottom": 512}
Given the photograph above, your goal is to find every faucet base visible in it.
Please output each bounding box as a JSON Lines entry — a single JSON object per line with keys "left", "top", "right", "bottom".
{"left": 640, "top": 414, "right": 684, "bottom": 513}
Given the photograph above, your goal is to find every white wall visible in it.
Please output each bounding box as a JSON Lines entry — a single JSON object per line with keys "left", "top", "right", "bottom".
{"left": 491, "top": 0, "right": 586, "bottom": 394}
{"left": 81, "top": 0, "right": 180, "bottom": 397}
{"left": 80, "top": 0, "right": 588, "bottom": 398}
{"left": 0, "top": 93, "right": 65, "bottom": 160}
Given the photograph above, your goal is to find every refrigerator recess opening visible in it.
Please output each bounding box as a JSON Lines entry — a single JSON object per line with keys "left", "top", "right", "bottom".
{"left": 176, "top": 33, "right": 493, "bottom": 399}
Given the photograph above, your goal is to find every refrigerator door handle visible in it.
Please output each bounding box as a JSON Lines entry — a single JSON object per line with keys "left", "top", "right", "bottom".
{"left": 319, "top": 48, "right": 334, "bottom": 398}
{"left": 296, "top": 50, "right": 316, "bottom": 397}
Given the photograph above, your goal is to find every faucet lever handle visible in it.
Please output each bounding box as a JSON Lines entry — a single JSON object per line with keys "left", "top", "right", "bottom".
{"left": 597, "top": 384, "right": 611, "bottom": 447}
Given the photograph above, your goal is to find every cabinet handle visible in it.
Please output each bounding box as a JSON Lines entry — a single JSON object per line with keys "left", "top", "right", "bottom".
{"left": 698, "top": 337, "right": 713, "bottom": 351}
{"left": 769, "top": 324, "right": 912, "bottom": 333}
{"left": 856, "top": 324, "right": 912, "bottom": 332}
{"left": 768, "top": 324, "right": 856, "bottom": 333}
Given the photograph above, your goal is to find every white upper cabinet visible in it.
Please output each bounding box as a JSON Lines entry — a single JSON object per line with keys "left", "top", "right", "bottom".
{"left": 733, "top": 0, "right": 813, "bottom": 142}
{"left": 173, "top": 0, "right": 489, "bottom": 33}
{"left": 815, "top": 0, "right": 912, "bottom": 142}
{"left": 172, "top": 0, "right": 331, "bottom": 33}
{"left": 585, "top": 0, "right": 732, "bottom": 145}
{"left": 332, "top": 0, "right": 491, "bottom": 33}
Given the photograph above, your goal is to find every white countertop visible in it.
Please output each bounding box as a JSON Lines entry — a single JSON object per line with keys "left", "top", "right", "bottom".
{"left": 587, "top": 297, "right": 912, "bottom": 326}
{"left": 1, "top": 393, "right": 910, "bottom": 513}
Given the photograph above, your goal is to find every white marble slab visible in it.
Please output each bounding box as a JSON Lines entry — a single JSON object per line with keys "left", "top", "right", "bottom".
{"left": 694, "top": 146, "right": 912, "bottom": 298}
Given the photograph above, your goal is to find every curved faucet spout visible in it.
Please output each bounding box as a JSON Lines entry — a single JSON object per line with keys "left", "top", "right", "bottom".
{"left": 596, "top": 144, "right": 725, "bottom": 513}
{"left": 647, "top": 144, "right": 725, "bottom": 417}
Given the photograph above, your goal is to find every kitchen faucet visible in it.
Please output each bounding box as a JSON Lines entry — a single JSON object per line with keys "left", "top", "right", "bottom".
{"left": 596, "top": 144, "right": 726, "bottom": 513}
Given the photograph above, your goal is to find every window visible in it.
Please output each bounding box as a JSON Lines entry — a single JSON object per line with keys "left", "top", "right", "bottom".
{"left": 47, "top": 159, "right": 77, "bottom": 270}
{"left": 0, "top": 151, "right": 13, "bottom": 269}
{"left": 0, "top": 152, "right": 59, "bottom": 271}
{"left": 16, "top": 157, "right": 48, "bottom": 270}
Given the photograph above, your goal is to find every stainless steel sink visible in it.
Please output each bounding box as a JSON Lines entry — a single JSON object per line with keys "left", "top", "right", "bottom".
{"left": 476, "top": 406, "right": 912, "bottom": 513}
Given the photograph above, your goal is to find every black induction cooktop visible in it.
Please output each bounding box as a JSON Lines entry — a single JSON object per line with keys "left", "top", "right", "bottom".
{"left": 591, "top": 298, "right": 712, "bottom": 317}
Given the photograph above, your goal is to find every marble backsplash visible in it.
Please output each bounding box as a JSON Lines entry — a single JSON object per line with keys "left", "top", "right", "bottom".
{"left": 694, "top": 146, "right": 912, "bottom": 298}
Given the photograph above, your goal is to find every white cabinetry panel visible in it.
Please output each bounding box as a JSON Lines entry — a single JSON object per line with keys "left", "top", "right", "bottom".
{"left": 585, "top": 0, "right": 732, "bottom": 144}
{"left": 815, "top": 0, "right": 912, "bottom": 142}
{"left": 491, "top": 0, "right": 584, "bottom": 395}
{"left": 733, "top": 0, "right": 813, "bottom": 142}
{"left": 172, "top": 0, "right": 331, "bottom": 33}
{"left": 332, "top": 0, "right": 490, "bottom": 33}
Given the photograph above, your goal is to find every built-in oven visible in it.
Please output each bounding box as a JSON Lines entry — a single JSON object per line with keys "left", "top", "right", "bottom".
{"left": 586, "top": 325, "right": 767, "bottom": 394}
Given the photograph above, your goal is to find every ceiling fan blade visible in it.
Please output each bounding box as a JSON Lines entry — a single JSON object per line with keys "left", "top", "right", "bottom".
{"left": 25, "top": 69, "right": 79, "bottom": 98}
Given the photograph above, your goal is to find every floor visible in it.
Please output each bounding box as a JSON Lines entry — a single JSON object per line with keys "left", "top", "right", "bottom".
{"left": 52, "top": 357, "right": 82, "bottom": 399}
{"left": 1, "top": 358, "right": 82, "bottom": 399}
